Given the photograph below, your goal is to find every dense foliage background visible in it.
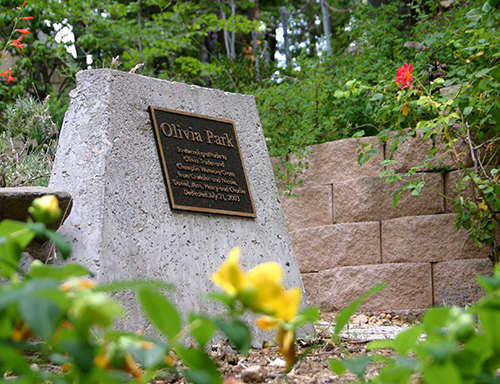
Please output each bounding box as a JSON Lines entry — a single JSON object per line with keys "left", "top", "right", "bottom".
{"left": 0, "top": 0, "right": 499, "bottom": 249}
{"left": 0, "top": 0, "right": 492, "bottom": 153}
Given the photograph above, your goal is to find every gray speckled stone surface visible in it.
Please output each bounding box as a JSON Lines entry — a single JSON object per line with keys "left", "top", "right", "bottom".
{"left": 49, "top": 69, "right": 310, "bottom": 342}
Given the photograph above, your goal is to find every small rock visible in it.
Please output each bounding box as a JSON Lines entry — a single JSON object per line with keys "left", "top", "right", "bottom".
{"left": 240, "top": 365, "right": 267, "bottom": 383}
{"left": 269, "top": 358, "right": 286, "bottom": 368}
{"left": 357, "top": 314, "right": 369, "bottom": 324}
{"left": 223, "top": 376, "right": 244, "bottom": 384}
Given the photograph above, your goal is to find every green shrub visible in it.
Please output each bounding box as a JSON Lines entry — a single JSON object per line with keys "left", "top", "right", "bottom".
{"left": 0, "top": 96, "right": 58, "bottom": 187}
{"left": 331, "top": 263, "right": 500, "bottom": 384}
{"left": 0, "top": 196, "right": 319, "bottom": 384}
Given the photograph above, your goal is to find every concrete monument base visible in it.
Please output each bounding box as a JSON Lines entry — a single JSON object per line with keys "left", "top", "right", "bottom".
{"left": 49, "top": 69, "right": 310, "bottom": 343}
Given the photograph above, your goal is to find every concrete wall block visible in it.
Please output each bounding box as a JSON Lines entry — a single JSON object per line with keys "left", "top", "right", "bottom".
{"left": 281, "top": 185, "right": 332, "bottom": 231}
{"left": 288, "top": 137, "right": 384, "bottom": 187}
{"left": 444, "top": 169, "right": 477, "bottom": 212}
{"left": 290, "top": 222, "right": 381, "bottom": 273}
{"left": 433, "top": 258, "right": 493, "bottom": 305}
{"left": 301, "top": 272, "right": 320, "bottom": 307}
{"left": 382, "top": 213, "right": 492, "bottom": 263}
{"left": 317, "top": 263, "right": 432, "bottom": 312}
{"left": 334, "top": 173, "right": 445, "bottom": 223}
{"left": 386, "top": 130, "right": 472, "bottom": 174}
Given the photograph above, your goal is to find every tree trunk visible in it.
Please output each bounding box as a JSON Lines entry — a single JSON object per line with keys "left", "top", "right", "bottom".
{"left": 280, "top": 6, "right": 291, "bottom": 67}
{"left": 321, "top": 0, "right": 332, "bottom": 55}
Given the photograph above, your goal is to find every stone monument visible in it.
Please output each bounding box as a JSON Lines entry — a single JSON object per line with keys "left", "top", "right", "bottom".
{"left": 49, "top": 69, "right": 309, "bottom": 340}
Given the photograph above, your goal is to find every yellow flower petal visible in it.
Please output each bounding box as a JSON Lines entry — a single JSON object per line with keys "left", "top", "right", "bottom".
{"left": 256, "top": 315, "right": 280, "bottom": 331}
{"left": 247, "top": 262, "right": 283, "bottom": 313}
{"left": 274, "top": 287, "right": 302, "bottom": 322}
{"left": 211, "top": 247, "right": 246, "bottom": 295}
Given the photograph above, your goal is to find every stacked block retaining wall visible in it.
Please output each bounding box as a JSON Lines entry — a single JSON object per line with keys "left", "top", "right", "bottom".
{"left": 273, "top": 134, "right": 494, "bottom": 314}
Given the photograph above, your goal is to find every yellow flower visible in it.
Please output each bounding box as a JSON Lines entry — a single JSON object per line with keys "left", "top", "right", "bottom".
{"left": 247, "top": 262, "right": 283, "bottom": 313}
{"left": 256, "top": 315, "right": 279, "bottom": 331}
{"left": 256, "top": 287, "right": 302, "bottom": 331}
{"left": 212, "top": 248, "right": 302, "bottom": 321}
{"left": 273, "top": 287, "right": 302, "bottom": 322}
{"left": 211, "top": 247, "right": 246, "bottom": 296}
{"left": 28, "top": 195, "right": 61, "bottom": 223}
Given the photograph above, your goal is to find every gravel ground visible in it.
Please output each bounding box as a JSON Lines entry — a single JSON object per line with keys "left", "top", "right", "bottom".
{"left": 151, "top": 312, "right": 416, "bottom": 384}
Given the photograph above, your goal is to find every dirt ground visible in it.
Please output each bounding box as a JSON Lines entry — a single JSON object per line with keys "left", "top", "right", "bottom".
{"left": 151, "top": 312, "right": 413, "bottom": 384}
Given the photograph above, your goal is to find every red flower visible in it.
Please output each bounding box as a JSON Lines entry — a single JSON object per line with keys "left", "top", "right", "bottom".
{"left": 9, "top": 35, "right": 26, "bottom": 52}
{"left": 16, "top": 28, "right": 30, "bottom": 36}
{"left": 20, "top": 16, "right": 34, "bottom": 20}
{"left": 0, "top": 69, "right": 17, "bottom": 83}
{"left": 396, "top": 63, "right": 413, "bottom": 89}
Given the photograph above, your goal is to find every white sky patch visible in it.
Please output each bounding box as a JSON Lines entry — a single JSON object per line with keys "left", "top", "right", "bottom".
{"left": 274, "top": 27, "right": 286, "bottom": 68}
{"left": 53, "top": 21, "right": 77, "bottom": 58}
{"left": 53, "top": 20, "right": 93, "bottom": 67}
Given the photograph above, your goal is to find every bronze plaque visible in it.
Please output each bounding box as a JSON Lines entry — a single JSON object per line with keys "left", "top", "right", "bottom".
{"left": 148, "top": 106, "right": 256, "bottom": 218}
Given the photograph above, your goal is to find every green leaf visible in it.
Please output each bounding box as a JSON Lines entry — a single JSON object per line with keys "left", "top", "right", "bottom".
{"left": 370, "top": 93, "right": 384, "bottom": 101}
{"left": 422, "top": 307, "right": 450, "bottom": 341}
{"left": 0, "top": 240, "right": 23, "bottom": 279}
{"left": 176, "top": 346, "right": 222, "bottom": 384}
{"left": 0, "top": 220, "right": 35, "bottom": 278}
{"left": 205, "top": 292, "right": 235, "bottom": 308}
{"left": 188, "top": 314, "right": 216, "bottom": 348}
{"left": 464, "top": 106, "right": 473, "bottom": 116}
{"left": 0, "top": 220, "right": 34, "bottom": 248}
{"left": 334, "top": 284, "right": 385, "bottom": 337}
{"left": 59, "top": 339, "right": 96, "bottom": 373}
{"left": 477, "top": 308, "right": 500, "bottom": 347}
{"left": 129, "top": 341, "right": 168, "bottom": 368}
{"left": 393, "top": 325, "right": 424, "bottom": 355}
{"left": 421, "top": 359, "right": 461, "bottom": 384}
{"left": 25, "top": 223, "right": 72, "bottom": 260}
{"left": 490, "top": 108, "right": 500, "bottom": 124}
{"left": 419, "top": 342, "right": 455, "bottom": 364}
{"left": 352, "top": 130, "right": 365, "bottom": 138}
{"left": 475, "top": 68, "right": 494, "bottom": 78}
{"left": 183, "top": 369, "right": 215, "bottom": 384}
{"left": 392, "top": 191, "right": 402, "bottom": 208}
{"left": 138, "top": 287, "right": 182, "bottom": 342}
{"left": 476, "top": 273, "right": 500, "bottom": 294}
{"left": 329, "top": 359, "right": 347, "bottom": 375}
{"left": 45, "top": 230, "right": 72, "bottom": 260}
{"left": 293, "top": 306, "right": 321, "bottom": 328}
{"left": 215, "top": 319, "right": 252, "bottom": 355}
{"left": 27, "top": 261, "right": 90, "bottom": 280}
{"left": 377, "top": 364, "right": 414, "bottom": 383}
{"left": 19, "top": 295, "right": 63, "bottom": 339}
{"left": 491, "top": 66, "right": 500, "bottom": 80}
{"left": 342, "top": 355, "right": 373, "bottom": 378}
